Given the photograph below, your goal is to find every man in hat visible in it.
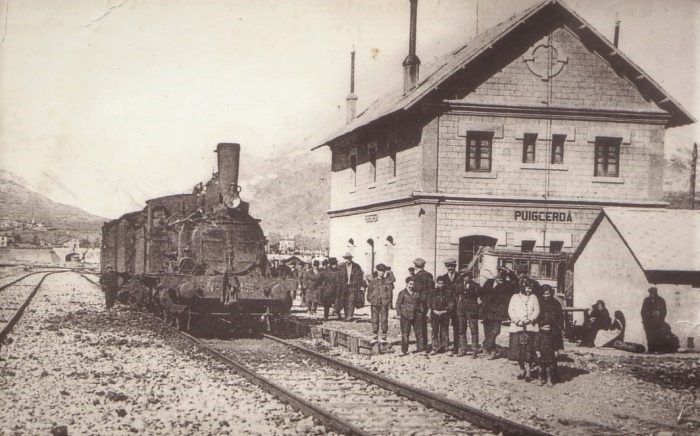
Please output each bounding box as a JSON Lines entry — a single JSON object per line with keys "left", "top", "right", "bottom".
{"left": 437, "top": 259, "right": 461, "bottom": 355}
{"left": 319, "top": 258, "right": 342, "bottom": 320}
{"left": 641, "top": 287, "right": 673, "bottom": 352}
{"left": 338, "top": 252, "right": 364, "bottom": 321}
{"left": 99, "top": 266, "right": 120, "bottom": 311}
{"left": 303, "top": 260, "right": 322, "bottom": 314}
{"left": 480, "top": 266, "right": 518, "bottom": 359}
{"left": 367, "top": 263, "right": 394, "bottom": 343}
{"left": 428, "top": 276, "right": 454, "bottom": 354}
{"left": 412, "top": 258, "right": 434, "bottom": 352}
{"left": 454, "top": 268, "right": 482, "bottom": 357}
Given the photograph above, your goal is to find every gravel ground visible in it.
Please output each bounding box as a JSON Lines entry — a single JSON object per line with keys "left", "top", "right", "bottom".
{"left": 0, "top": 272, "right": 323, "bottom": 435}
{"left": 291, "top": 337, "right": 698, "bottom": 435}
{"left": 291, "top": 297, "right": 699, "bottom": 434}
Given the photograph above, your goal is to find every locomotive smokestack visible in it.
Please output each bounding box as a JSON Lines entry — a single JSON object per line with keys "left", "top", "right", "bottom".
{"left": 613, "top": 20, "right": 621, "bottom": 48}
{"left": 402, "top": 0, "right": 421, "bottom": 94}
{"left": 216, "top": 143, "right": 241, "bottom": 208}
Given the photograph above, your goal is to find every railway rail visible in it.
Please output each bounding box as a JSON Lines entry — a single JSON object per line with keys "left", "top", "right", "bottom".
{"left": 0, "top": 271, "right": 63, "bottom": 345}
{"left": 77, "top": 273, "right": 549, "bottom": 435}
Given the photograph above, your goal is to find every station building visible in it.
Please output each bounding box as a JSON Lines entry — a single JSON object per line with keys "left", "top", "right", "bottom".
{"left": 313, "top": 0, "right": 694, "bottom": 293}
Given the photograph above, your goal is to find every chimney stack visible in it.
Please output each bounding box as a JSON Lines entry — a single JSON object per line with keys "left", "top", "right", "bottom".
{"left": 402, "top": 0, "right": 421, "bottom": 94}
{"left": 346, "top": 49, "right": 358, "bottom": 124}
{"left": 613, "top": 20, "right": 620, "bottom": 48}
{"left": 216, "top": 143, "right": 240, "bottom": 207}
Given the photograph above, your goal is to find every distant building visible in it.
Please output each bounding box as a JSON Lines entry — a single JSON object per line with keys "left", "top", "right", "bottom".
{"left": 313, "top": 0, "right": 693, "bottom": 296}
{"left": 55, "top": 238, "right": 80, "bottom": 249}
{"left": 0, "top": 234, "right": 13, "bottom": 248}
{"left": 573, "top": 208, "right": 700, "bottom": 351}
{"left": 269, "top": 239, "right": 296, "bottom": 255}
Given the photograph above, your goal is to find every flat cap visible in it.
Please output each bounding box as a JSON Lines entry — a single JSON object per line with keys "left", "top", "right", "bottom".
{"left": 342, "top": 252, "right": 353, "bottom": 259}
{"left": 375, "top": 263, "right": 387, "bottom": 272}
{"left": 444, "top": 258, "right": 457, "bottom": 266}
{"left": 413, "top": 258, "right": 426, "bottom": 267}
{"left": 458, "top": 267, "right": 472, "bottom": 277}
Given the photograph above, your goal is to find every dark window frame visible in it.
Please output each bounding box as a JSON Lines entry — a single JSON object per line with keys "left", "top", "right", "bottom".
{"left": 466, "top": 131, "right": 494, "bottom": 172}
{"left": 522, "top": 133, "right": 537, "bottom": 163}
{"left": 594, "top": 137, "right": 621, "bottom": 177}
{"left": 350, "top": 152, "right": 358, "bottom": 187}
{"left": 551, "top": 134, "right": 566, "bottom": 164}
{"left": 521, "top": 240, "right": 536, "bottom": 253}
{"left": 368, "top": 145, "right": 377, "bottom": 183}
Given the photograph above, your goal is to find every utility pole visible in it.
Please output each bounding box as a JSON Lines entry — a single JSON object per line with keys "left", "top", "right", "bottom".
{"left": 691, "top": 143, "right": 697, "bottom": 209}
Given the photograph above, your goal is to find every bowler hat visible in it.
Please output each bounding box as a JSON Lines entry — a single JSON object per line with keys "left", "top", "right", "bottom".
{"left": 413, "top": 258, "right": 426, "bottom": 267}
{"left": 342, "top": 252, "right": 353, "bottom": 259}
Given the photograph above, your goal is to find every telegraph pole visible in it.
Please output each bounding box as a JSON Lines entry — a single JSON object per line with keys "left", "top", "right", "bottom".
{"left": 691, "top": 143, "right": 697, "bottom": 209}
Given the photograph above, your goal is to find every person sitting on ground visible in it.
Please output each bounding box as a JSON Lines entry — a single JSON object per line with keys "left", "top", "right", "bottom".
{"left": 367, "top": 264, "right": 394, "bottom": 344}
{"left": 395, "top": 276, "right": 424, "bottom": 355}
{"left": 508, "top": 280, "right": 540, "bottom": 382}
{"left": 641, "top": 287, "right": 679, "bottom": 353}
{"left": 535, "top": 285, "right": 562, "bottom": 387}
{"left": 428, "top": 277, "right": 454, "bottom": 355}
{"left": 580, "top": 300, "right": 611, "bottom": 347}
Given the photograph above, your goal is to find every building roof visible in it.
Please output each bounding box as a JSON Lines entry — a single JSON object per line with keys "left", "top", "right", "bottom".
{"left": 313, "top": 0, "right": 694, "bottom": 150}
{"left": 575, "top": 208, "right": 700, "bottom": 273}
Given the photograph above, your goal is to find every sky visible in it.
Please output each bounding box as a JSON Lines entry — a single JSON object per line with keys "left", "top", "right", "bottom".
{"left": 0, "top": 0, "right": 697, "bottom": 218}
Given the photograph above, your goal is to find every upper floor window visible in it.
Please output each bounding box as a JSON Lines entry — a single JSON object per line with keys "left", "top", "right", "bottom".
{"left": 350, "top": 153, "right": 358, "bottom": 187}
{"left": 551, "top": 134, "right": 566, "bottom": 164}
{"left": 594, "top": 137, "right": 621, "bottom": 177}
{"left": 466, "top": 131, "right": 493, "bottom": 172}
{"left": 368, "top": 145, "right": 377, "bottom": 182}
{"left": 521, "top": 240, "right": 536, "bottom": 253}
{"left": 522, "top": 133, "right": 537, "bottom": 163}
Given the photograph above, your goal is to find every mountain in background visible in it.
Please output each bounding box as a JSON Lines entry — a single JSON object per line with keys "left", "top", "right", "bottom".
{"left": 0, "top": 169, "right": 105, "bottom": 229}
{"left": 245, "top": 148, "right": 330, "bottom": 251}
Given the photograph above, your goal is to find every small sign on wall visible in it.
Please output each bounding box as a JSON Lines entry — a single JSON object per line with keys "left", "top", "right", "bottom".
{"left": 515, "top": 210, "right": 573, "bottom": 222}
{"left": 365, "top": 214, "right": 378, "bottom": 223}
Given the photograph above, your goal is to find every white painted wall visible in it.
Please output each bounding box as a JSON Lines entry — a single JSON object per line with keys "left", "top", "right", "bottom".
{"left": 574, "top": 217, "right": 700, "bottom": 350}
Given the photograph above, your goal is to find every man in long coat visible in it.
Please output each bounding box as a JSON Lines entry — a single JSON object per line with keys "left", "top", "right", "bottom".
{"left": 437, "top": 259, "right": 460, "bottom": 354}
{"left": 641, "top": 286, "right": 672, "bottom": 352}
{"left": 480, "top": 267, "right": 518, "bottom": 359}
{"left": 99, "top": 266, "right": 120, "bottom": 310}
{"left": 367, "top": 263, "right": 394, "bottom": 343}
{"left": 454, "top": 269, "right": 482, "bottom": 357}
{"left": 338, "top": 252, "right": 364, "bottom": 321}
{"left": 412, "top": 258, "right": 434, "bottom": 352}
{"left": 319, "top": 258, "right": 342, "bottom": 320}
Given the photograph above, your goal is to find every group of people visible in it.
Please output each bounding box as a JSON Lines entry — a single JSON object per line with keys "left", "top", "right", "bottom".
{"left": 292, "top": 253, "right": 366, "bottom": 322}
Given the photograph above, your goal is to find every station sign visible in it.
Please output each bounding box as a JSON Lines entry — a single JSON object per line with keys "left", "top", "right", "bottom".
{"left": 365, "top": 214, "right": 378, "bottom": 223}
{"left": 514, "top": 210, "right": 573, "bottom": 222}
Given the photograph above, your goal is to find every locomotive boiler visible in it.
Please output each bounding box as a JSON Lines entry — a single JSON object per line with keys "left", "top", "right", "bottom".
{"left": 100, "top": 143, "right": 293, "bottom": 329}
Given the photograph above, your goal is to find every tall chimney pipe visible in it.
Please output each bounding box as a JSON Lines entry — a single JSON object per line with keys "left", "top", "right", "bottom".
{"left": 613, "top": 20, "right": 620, "bottom": 48}
{"left": 402, "top": 0, "right": 421, "bottom": 94}
{"left": 216, "top": 143, "right": 240, "bottom": 207}
{"left": 346, "top": 49, "right": 358, "bottom": 124}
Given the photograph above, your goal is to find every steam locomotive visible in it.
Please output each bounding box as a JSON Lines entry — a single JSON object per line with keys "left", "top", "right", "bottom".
{"left": 100, "top": 143, "right": 293, "bottom": 329}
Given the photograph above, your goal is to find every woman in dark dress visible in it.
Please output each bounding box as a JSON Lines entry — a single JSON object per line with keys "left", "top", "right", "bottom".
{"left": 536, "top": 285, "right": 563, "bottom": 386}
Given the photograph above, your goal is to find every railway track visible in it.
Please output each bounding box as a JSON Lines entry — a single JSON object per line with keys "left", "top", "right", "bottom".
{"left": 0, "top": 271, "right": 62, "bottom": 345}
{"left": 78, "top": 273, "right": 549, "bottom": 435}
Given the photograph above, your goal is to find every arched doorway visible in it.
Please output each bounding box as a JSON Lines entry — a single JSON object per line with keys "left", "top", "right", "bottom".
{"left": 458, "top": 235, "right": 497, "bottom": 274}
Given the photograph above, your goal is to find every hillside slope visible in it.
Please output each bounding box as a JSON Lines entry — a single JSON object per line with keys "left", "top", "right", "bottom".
{"left": 0, "top": 169, "right": 105, "bottom": 229}
{"left": 245, "top": 151, "right": 330, "bottom": 250}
